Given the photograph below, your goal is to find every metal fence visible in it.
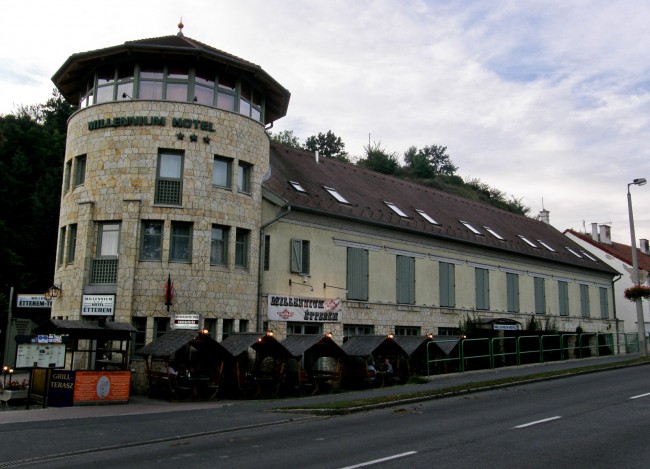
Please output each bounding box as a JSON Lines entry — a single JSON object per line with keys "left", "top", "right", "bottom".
{"left": 426, "top": 332, "right": 640, "bottom": 375}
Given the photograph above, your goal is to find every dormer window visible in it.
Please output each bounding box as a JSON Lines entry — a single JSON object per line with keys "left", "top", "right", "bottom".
{"left": 324, "top": 186, "right": 349, "bottom": 204}
{"left": 518, "top": 235, "right": 538, "bottom": 248}
{"left": 385, "top": 201, "right": 408, "bottom": 217}
{"left": 290, "top": 181, "right": 306, "bottom": 193}
{"left": 460, "top": 220, "right": 482, "bottom": 235}
{"left": 565, "top": 247, "right": 583, "bottom": 258}
{"left": 415, "top": 209, "right": 439, "bottom": 225}
{"left": 483, "top": 226, "right": 504, "bottom": 240}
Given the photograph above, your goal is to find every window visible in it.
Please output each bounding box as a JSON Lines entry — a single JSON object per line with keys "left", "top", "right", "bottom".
{"left": 63, "top": 160, "right": 72, "bottom": 193}
{"left": 57, "top": 227, "right": 66, "bottom": 267}
{"left": 140, "top": 221, "right": 163, "bottom": 261}
{"left": 264, "top": 235, "right": 270, "bottom": 271}
{"left": 580, "top": 284, "right": 590, "bottom": 318}
{"left": 222, "top": 319, "right": 234, "bottom": 340}
{"left": 131, "top": 317, "right": 147, "bottom": 361}
{"left": 343, "top": 324, "right": 373, "bottom": 340}
{"left": 98, "top": 223, "right": 120, "bottom": 257}
{"left": 74, "top": 155, "right": 87, "bottom": 187}
{"left": 518, "top": 235, "right": 538, "bottom": 248}
{"left": 415, "top": 209, "right": 439, "bottom": 225}
{"left": 566, "top": 247, "right": 583, "bottom": 258}
{"left": 66, "top": 224, "right": 77, "bottom": 264}
{"left": 395, "top": 326, "right": 420, "bottom": 336}
{"left": 203, "top": 318, "right": 217, "bottom": 339}
{"left": 537, "top": 240, "right": 556, "bottom": 252}
{"left": 324, "top": 186, "right": 350, "bottom": 204}
{"left": 581, "top": 251, "right": 598, "bottom": 261}
{"left": 154, "top": 317, "right": 170, "bottom": 338}
{"left": 165, "top": 66, "right": 189, "bottom": 102}
{"left": 238, "top": 161, "right": 251, "bottom": 193}
{"left": 170, "top": 222, "right": 192, "bottom": 262}
{"left": 558, "top": 281, "right": 569, "bottom": 316}
{"left": 484, "top": 226, "right": 504, "bottom": 240}
{"left": 216, "top": 72, "right": 236, "bottom": 111}
{"left": 439, "top": 262, "right": 455, "bottom": 307}
{"left": 288, "top": 322, "right": 322, "bottom": 335}
{"left": 438, "top": 327, "right": 460, "bottom": 336}
{"left": 534, "top": 277, "right": 546, "bottom": 315}
{"left": 235, "top": 228, "right": 249, "bottom": 268}
{"left": 385, "top": 201, "right": 408, "bottom": 217}
{"left": 239, "top": 319, "right": 249, "bottom": 333}
{"left": 290, "top": 239, "right": 310, "bottom": 275}
{"left": 460, "top": 220, "right": 482, "bottom": 235}
{"left": 138, "top": 65, "right": 164, "bottom": 100}
{"left": 599, "top": 287, "right": 609, "bottom": 319}
{"left": 290, "top": 181, "right": 306, "bottom": 193}
{"left": 347, "top": 247, "right": 369, "bottom": 301}
{"left": 213, "top": 156, "right": 232, "bottom": 188}
{"left": 194, "top": 66, "right": 216, "bottom": 106}
{"left": 396, "top": 255, "right": 415, "bottom": 304}
{"left": 210, "top": 225, "right": 229, "bottom": 266}
{"left": 475, "top": 268, "right": 490, "bottom": 310}
{"left": 155, "top": 151, "right": 183, "bottom": 205}
{"left": 506, "top": 272, "right": 519, "bottom": 312}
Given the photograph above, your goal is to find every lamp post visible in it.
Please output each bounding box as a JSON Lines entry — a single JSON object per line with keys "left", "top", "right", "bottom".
{"left": 627, "top": 177, "right": 647, "bottom": 357}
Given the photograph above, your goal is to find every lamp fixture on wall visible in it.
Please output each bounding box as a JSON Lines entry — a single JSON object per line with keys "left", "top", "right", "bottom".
{"left": 44, "top": 284, "right": 62, "bottom": 300}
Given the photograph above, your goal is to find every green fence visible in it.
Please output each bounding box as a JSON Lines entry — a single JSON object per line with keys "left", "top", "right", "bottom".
{"left": 426, "top": 332, "right": 639, "bottom": 376}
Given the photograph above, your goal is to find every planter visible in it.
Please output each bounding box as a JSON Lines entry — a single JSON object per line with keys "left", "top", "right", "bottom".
{"left": 624, "top": 285, "right": 650, "bottom": 302}
{"left": 0, "top": 389, "right": 28, "bottom": 402}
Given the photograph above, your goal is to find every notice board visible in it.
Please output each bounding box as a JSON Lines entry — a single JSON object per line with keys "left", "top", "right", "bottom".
{"left": 73, "top": 371, "right": 131, "bottom": 404}
{"left": 15, "top": 343, "right": 66, "bottom": 369}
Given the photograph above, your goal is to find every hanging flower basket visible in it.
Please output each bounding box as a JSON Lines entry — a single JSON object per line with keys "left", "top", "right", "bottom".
{"left": 624, "top": 285, "right": 650, "bottom": 302}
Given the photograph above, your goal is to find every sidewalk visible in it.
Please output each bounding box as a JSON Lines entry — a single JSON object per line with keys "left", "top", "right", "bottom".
{"left": 0, "top": 353, "right": 644, "bottom": 425}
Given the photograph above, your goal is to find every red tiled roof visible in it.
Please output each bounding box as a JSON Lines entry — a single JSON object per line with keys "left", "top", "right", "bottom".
{"left": 565, "top": 229, "right": 650, "bottom": 273}
{"left": 264, "top": 143, "right": 618, "bottom": 276}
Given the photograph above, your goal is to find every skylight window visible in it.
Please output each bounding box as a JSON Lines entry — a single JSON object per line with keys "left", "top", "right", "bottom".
{"left": 289, "top": 180, "right": 306, "bottom": 193}
{"left": 415, "top": 209, "right": 439, "bottom": 225}
{"left": 537, "top": 240, "right": 556, "bottom": 252}
{"left": 385, "top": 201, "right": 408, "bottom": 217}
{"left": 324, "top": 186, "right": 349, "bottom": 204}
{"left": 565, "top": 247, "right": 583, "bottom": 258}
{"left": 518, "top": 235, "right": 538, "bottom": 248}
{"left": 581, "top": 251, "right": 598, "bottom": 261}
{"left": 483, "top": 226, "right": 504, "bottom": 240}
{"left": 459, "top": 220, "right": 482, "bottom": 235}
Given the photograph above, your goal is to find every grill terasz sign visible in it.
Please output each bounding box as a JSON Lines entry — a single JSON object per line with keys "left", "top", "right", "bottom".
{"left": 268, "top": 295, "right": 342, "bottom": 322}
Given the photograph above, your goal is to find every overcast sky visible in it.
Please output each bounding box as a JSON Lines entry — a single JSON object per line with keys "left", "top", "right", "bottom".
{"left": 2, "top": 1, "right": 649, "bottom": 245}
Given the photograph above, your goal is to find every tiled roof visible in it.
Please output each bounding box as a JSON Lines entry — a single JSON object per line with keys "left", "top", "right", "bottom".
{"left": 281, "top": 334, "right": 345, "bottom": 359}
{"left": 220, "top": 333, "right": 296, "bottom": 359}
{"left": 565, "top": 230, "right": 650, "bottom": 273}
{"left": 265, "top": 143, "right": 618, "bottom": 276}
{"left": 136, "top": 329, "right": 231, "bottom": 359}
{"left": 340, "top": 336, "right": 407, "bottom": 358}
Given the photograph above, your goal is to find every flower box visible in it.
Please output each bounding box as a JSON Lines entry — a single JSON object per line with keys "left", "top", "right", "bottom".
{"left": 624, "top": 285, "right": 650, "bottom": 302}
{"left": 0, "top": 389, "right": 28, "bottom": 402}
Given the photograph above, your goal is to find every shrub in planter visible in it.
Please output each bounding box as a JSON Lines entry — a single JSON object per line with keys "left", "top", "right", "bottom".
{"left": 624, "top": 285, "right": 650, "bottom": 302}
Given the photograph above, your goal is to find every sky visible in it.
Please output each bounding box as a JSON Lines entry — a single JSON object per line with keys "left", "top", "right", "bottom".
{"left": 2, "top": 0, "right": 649, "bottom": 245}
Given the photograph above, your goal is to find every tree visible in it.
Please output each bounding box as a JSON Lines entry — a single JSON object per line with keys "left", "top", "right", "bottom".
{"left": 304, "top": 130, "right": 349, "bottom": 162}
{"left": 268, "top": 129, "right": 303, "bottom": 149}
{"left": 404, "top": 144, "right": 458, "bottom": 178}
{"left": 357, "top": 141, "right": 399, "bottom": 175}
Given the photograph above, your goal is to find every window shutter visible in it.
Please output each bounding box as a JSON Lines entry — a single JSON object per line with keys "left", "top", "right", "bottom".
{"left": 290, "top": 239, "right": 302, "bottom": 273}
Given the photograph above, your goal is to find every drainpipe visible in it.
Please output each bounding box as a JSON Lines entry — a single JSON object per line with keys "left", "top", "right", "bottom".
{"left": 612, "top": 274, "right": 622, "bottom": 339}
{"left": 256, "top": 205, "right": 291, "bottom": 333}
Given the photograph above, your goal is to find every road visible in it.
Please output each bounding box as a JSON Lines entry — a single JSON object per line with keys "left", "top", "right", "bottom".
{"left": 1, "top": 365, "right": 649, "bottom": 468}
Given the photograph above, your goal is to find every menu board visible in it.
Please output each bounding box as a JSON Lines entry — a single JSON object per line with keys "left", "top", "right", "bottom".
{"left": 15, "top": 343, "right": 66, "bottom": 368}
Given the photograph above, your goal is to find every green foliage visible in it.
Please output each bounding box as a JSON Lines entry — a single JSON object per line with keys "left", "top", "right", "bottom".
{"left": 268, "top": 129, "right": 303, "bottom": 149}
{"left": 403, "top": 144, "right": 457, "bottom": 178}
{"left": 527, "top": 315, "right": 542, "bottom": 332}
{"left": 0, "top": 90, "right": 74, "bottom": 297}
{"left": 357, "top": 141, "right": 399, "bottom": 175}
{"left": 459, "top": 313, "right": 481, "bottom": 336}
{"left": 304, "top": 130, "right": 349, "bottom": 161}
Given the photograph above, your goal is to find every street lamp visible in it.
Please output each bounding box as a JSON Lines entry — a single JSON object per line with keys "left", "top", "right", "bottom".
{"left": 627, "top": 177, "right": 647, "bottom": 356}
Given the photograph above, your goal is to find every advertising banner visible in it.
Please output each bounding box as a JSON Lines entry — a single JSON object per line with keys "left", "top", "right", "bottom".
{"left": 267, "top": 295, "right": 342, "bottom": 322}
{"left": 73, "top": 371, "right": 130, "bottom": 404}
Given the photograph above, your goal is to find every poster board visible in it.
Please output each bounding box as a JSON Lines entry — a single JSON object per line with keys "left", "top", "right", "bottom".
{"left": 15, "top": 343, "right": 66, "bottom": 369}
{"left": 73, "top": 371, "right": 131, "bottom": 404}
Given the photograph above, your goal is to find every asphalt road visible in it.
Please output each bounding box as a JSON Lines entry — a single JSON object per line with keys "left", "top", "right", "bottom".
{"left": 1, "top": 363, "right": 649, "bottom": 468}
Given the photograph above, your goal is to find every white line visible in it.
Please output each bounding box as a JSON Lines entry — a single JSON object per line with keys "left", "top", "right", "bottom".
{"left": 340, "top": 451, "right": 417, "bottom": 469}
{"left": 630, "top": 392, "right": 650, "bottom": 400}
{"left": 514, "top": 416, "right": 562, "bottom": 429}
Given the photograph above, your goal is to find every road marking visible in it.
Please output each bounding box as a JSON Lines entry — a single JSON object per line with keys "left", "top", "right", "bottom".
{"left": 340, "top": 451, "right": 417, "bottom": 469}
{"left": 514, "top": 416, "right": 562, "bottom": 429}
{"left": 630, "top": 392, "right": 650, "bottom": 400}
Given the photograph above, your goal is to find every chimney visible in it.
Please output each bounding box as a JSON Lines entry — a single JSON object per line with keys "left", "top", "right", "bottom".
{"left": 641, "top": 239, "right": 649, "bottom": 255}
{"left": 599, "top": 224, "right": 612, "bottom": 245}
{"left": 538, "top": 209, "right": 550, "bottom": 224}
{"left": 591, "top": 223, "right": 598, "bottom": 241}
{"left": 315, "top": 150, "right": 319, "bottom": 164}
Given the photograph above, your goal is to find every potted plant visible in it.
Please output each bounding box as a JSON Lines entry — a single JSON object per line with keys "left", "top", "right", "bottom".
{"left": 0, "top": 379, "right": 29, "bottom": 402}
{"left": 623, "top": 285, "right": 650, "bottom": 302}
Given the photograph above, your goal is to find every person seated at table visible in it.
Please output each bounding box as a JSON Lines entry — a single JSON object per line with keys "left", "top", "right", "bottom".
{"left": 165, "top": 363, "right": 178, "bottom": 377}
{"left": 366, "top": 360, "right": 378, "bottom": 387}
{"left": 381, "top": 358, "right": 393, "bottom": 375}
